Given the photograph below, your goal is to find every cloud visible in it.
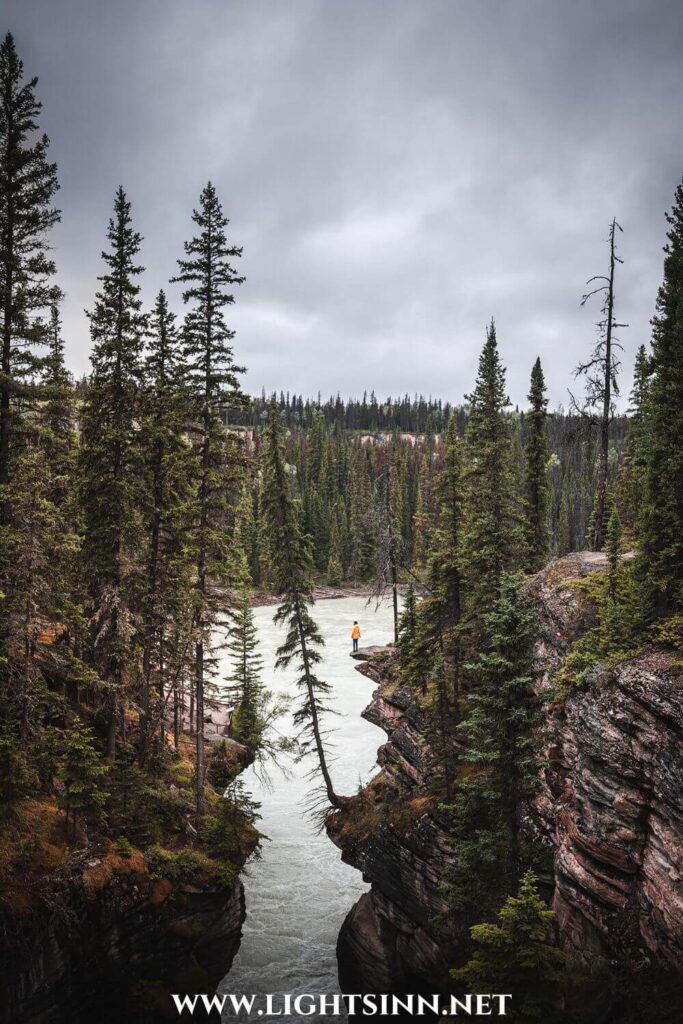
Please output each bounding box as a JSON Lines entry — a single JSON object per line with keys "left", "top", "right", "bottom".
{"left": 8, "top": 0, "right": 683, "bottom": 407}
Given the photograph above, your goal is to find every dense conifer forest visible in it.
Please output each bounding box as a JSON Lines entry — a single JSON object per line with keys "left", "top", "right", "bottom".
{"left": 1, "top": 29, "right": 683, "bottom": 1022}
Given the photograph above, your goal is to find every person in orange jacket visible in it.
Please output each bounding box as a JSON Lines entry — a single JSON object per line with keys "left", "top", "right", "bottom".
{"left": 351, "top": 621, "right": 361, "bottom": 652}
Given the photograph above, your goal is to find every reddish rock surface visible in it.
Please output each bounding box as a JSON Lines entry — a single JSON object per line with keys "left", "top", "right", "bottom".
{"left": 329, "top": 551, "right": 683, "bottom": 998}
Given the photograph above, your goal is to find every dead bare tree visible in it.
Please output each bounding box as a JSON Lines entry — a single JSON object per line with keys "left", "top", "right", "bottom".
{"left": 368, "top": 461, "right": 402, "bottom": 642}
{"left": 569, "top": 218, "right": 627, "bottom": 550}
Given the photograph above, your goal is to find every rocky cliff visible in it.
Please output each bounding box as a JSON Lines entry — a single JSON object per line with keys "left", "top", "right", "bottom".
{"left": 1, "top": 852, "right": 244, "bottom": 1023}
{"left": 328, "top": 657, "right": 458, "bottom": 995}
{"left": 329, "top": 552, "right": 683, "bottom": 1000}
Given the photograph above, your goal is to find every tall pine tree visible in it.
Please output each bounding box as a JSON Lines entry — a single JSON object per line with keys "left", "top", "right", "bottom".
{"left": 0, "top": 32, "right": 60, "bottom": 491}
{"left": 461, "top": 322, "right": 520, "bottom": 641}
{"left": 260, "top": 402, "right": 340, "bottom": 809}
{"left": 172, "top": 182, "right": 245, "bottom": 814}
{"left": 523, "top": 357, "right": 549, "bottom": 573}
{"left": 447, "top": 574, "right": 541, "bottom": 922}
{"left": 637, "top": 178, "right": 683, "bottom": 616}
{"left": 79, "top": 188, "right": 146, "bottom": 761}
{"left": 138, "top": 290, "right": 194, "bottom": 762}
{"left": 0, "top": 33, "right": 61, "bottom": 705}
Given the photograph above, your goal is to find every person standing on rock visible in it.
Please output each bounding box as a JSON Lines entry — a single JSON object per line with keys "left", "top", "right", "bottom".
{"left": 351, "top": 621, "right": 361, "bottom": 653}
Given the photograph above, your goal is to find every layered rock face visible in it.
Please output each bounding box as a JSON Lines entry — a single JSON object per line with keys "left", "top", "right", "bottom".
{"left": 330, "top": 553, "right": 683, "bottom": 998}
{"left": 328, "top": 666, "right": 458, "bottom": 995}
{"left": 535, "top": 650, "right": 683, "bottom": 970}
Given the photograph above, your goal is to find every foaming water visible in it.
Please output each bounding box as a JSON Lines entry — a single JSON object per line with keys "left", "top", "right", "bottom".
{"left": 217, "top": 597, "right": 396, "bottom": 1022}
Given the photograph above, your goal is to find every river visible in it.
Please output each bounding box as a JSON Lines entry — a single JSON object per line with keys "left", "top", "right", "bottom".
{"left": 216, "top": 596, "right": 397, "bottom": 1022}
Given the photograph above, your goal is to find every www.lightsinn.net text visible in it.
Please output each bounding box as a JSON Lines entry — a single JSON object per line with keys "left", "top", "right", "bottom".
{"left": 172, "top": 992, "right": 513, "bottom": 1017}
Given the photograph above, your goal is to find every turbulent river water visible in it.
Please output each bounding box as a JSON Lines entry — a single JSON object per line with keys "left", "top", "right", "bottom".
{"left": 216, "top": 596, "right": 397, "bottom": 1022}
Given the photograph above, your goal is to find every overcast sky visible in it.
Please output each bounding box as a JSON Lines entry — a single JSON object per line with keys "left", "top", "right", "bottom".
{"left": 6, "top": 0, "right": 683, "bottom": 407}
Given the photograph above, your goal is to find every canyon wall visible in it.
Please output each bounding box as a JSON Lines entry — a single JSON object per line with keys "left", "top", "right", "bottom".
{"left": 329, "top": 553, "right": 683, "bottom": 996}
{"left": 0, "top": 850, "right": 244, "bottom": 1024}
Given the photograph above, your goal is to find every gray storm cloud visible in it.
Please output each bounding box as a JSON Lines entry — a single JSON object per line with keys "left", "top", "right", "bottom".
{"left": 6, "top": 0, "right": 683, "bottom": 406}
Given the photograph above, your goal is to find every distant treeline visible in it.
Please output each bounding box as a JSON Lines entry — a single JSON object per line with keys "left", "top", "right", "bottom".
{"left": 236, "top": 395, "right": 630, "bottom": 588}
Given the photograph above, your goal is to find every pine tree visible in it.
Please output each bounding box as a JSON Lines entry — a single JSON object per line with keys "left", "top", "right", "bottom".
{"left": 0, "top": 34, "right": 61, "bottom": 701}
{"left": 138, "top": 290, "right": 194, "bottom": 762}
{"left": 61, "top": 717, "right": 110, "bottom": 839}
{"left": 619, "top": 346, "right": 652, "bottom": 542}
{"left": 637, "top": 178, "right": 683, "bottom": 616}
{"left": 411, "top": 413, "right": 466, "bottom": 726}
{"left": 452, "top": 870, "right": 565, "bottom": 1021}
{"left": 236, "top": 481, "right": 261, "bottom": 588}
{"left": 226, "top": 598, "right": 265, "bottom": 750}
{"left": 436, "top": 413, "right": 465, "bottom": 715}
{"left": 172, "top": 181, "right": 245, "bottom": 814}
{"left": 326, "top": 510, "right": 344, "bottom": 585}
{"left": 397, "top": 582, "right": 417, "bottom": 673}
{"left": 523, "top": 358, "right": 549, "bottom": 573}
{"left": 606, "top": 502, "right": 621, "bottom": 606}
{"left": 0, "top": 298, "right": 79, "bottom": 741}
{"left": 260, "top": 402, "right": 340, "bottom": 808}
{"left": 0, "top": 32, "right": 60, "bottom": 491}
{"left": 461, "top": 322, "right": 521, "bottom": 641}
{"left": 41, "top": 304, "right": 78, "bottom": 514}
{"left": 447, "top": 574, "right": 541, "bottom": 921}
{"left": 79, "top": 188, "right": 146, "bottom": 762}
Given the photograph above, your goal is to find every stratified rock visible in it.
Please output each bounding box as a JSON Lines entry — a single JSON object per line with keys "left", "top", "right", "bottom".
{"left": 329, "top": 552, "right": 683, "bottom": 1005}
{"left": 535, "top": 649, "right": 683, "bottom": 971}
{"left": 328, "top": 650, "right": 458, "bottom": 996}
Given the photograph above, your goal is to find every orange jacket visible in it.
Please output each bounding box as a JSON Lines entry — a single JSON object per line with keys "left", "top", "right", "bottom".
{"left": 351, "top": 625, "right": 361, "bottom": 640}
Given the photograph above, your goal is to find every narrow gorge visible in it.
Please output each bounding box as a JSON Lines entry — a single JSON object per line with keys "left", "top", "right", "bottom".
{"left": 328, "top": 552, "right": 683, "bottom": 1019}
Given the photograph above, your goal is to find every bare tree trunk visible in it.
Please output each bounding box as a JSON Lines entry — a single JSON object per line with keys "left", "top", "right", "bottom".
{"left": 0, "top": 201, "right": 14, "bottom": 493}
{"left": 173, "top": 680, "right": 180, "bottom": 750}
{"left": 194, "top": 402, "right": 210, "bottom": 816}
{"left": 195, "top": 634, "right": 205, "bottom": 814}
{"left": 592, "top": 218, "right": 618, "bottom": 551}
{"left": 106, "top": 692, "right": 117, "bottom": 761}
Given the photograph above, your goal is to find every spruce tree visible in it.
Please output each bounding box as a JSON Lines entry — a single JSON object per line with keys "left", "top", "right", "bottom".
{"left": 79, "top": 188, "right": 146, "bottom": 762}
{"left": 437, "top": 412, "right": 464, "bottom": 714}
{"left": 523, "top": 358, "right": 549, "bottom": 573}
{"left": 172, "top": 181, "right": 245, "bottom": 814}
{"left": 637, "top": 178, "right": 683, "bottom": 616}
{"left": 618, "top": 346, "right": 652, "bottom": 542}
{"left": 446, "top": 574, "right": 541, "bottom": 921}
{"left": 260, "top": 402, "right": 340, "bottom": 808}
{"left": 0, "top": 298, "right": 79, "bottom": 741}
{"left": 226, "top": 598, "right": 265, "bottom": 749}
{"left": 452, "top": 871, "right": 565, "bottom": 1021}
{"left": 0, "top": 34, "right": 61, "bottom": 701}
{"left": 606, "top": 502, "right": 621, "bottom": 606}
{"left": 0, "top": 32, "right": 60, "bottom": 490}
{"left": 138, "top": 290, "right": 194, "bottom": 761}
{"left": 397, "top": 582, "right": 417, "bottom": 673}
{"left": 41, "top": 304, "right": 78, "bottom": 513}
{"left": 62, "top": 717, "right": 111, "bottom": 839}
{"left": 461, "top": 322, "right": 521, "bottom": 641}
{"left": 410, "top": 413, "right": 466, "bottom": 726}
